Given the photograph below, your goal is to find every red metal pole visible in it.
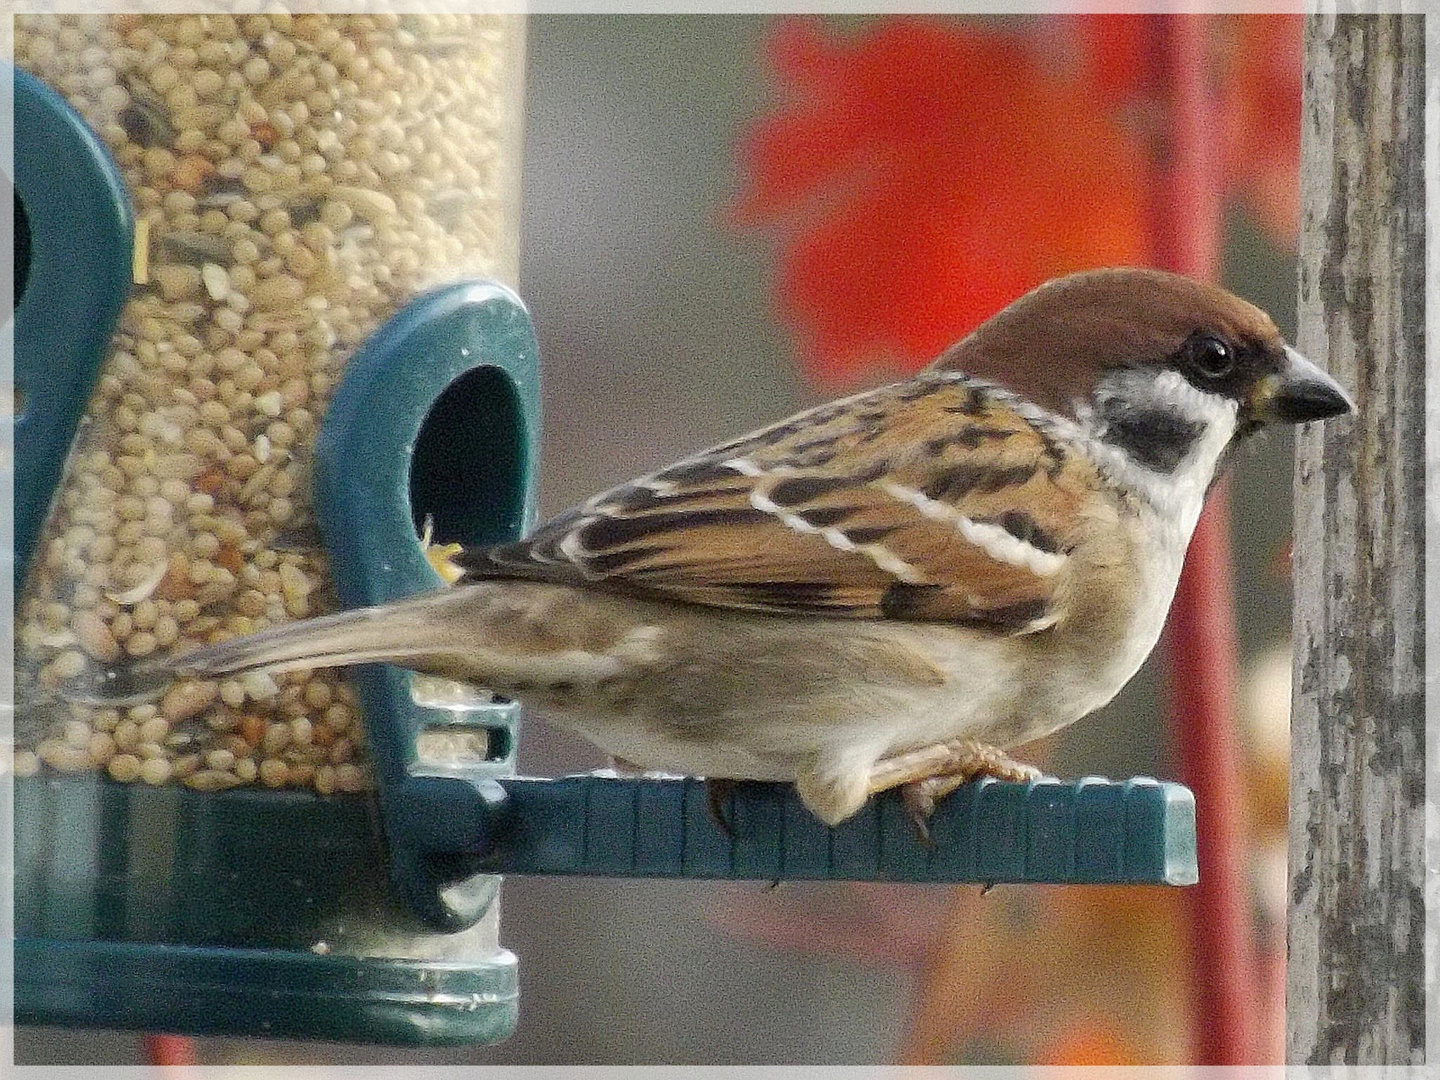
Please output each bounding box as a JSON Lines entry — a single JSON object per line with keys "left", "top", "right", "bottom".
{"left": 1146, "top": 14, "right": 1260, "bottom": 1066}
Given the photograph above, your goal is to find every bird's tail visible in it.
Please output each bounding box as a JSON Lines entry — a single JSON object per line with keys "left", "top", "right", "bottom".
{"left": 63, "top": 587, "right": 481, "bottom": 706}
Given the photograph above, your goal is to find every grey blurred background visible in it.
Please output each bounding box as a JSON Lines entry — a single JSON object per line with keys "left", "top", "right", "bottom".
{"left": 17, "top": 14, "right": 1296, "bottom": 1065}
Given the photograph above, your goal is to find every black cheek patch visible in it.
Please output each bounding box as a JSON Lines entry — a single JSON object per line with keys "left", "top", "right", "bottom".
{"left": 1101, "top": 407, "right": 1206, "bottom": 473}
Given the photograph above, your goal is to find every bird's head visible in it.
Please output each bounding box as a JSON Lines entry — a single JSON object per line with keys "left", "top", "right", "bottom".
{"left": 933, "top": 267, "right": 1353, "bottom": 481}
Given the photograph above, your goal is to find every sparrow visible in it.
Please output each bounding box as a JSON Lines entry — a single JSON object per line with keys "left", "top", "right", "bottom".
{"left": 70, "top": 268, "right": 1353, "bottom": 828}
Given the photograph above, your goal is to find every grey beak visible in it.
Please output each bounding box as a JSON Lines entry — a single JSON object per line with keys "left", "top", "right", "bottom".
{"left": 1267, "top": 346, "right": 1355, "bottom": 423}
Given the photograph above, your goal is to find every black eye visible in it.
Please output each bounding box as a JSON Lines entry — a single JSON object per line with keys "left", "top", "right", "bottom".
{"left": 1187, "top": 334, "right": 1234, "bottom": 380}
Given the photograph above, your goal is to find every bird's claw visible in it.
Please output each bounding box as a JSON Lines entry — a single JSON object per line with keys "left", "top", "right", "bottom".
{"left": 705, "top": 777, "right": 738, "bottom": 839}
{"left": 901, "top": 780, "right": 938, "bottom": 845}
{"left": 896, "top": 756, "right": 1045, "bottom": 846}
{"left": 900, "top": 774, "right": 973, "bottom": 845}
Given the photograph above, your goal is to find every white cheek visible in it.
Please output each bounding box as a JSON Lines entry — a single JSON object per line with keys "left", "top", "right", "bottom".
{"left": 1076, "top": 369, "right": 1238, "bottom": 532}
{"left": 1155, "top": 371, "right": 1239, "bottom": 532}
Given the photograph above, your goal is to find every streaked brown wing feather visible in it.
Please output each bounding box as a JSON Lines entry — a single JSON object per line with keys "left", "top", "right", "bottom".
{"left": 460, "top": 372, "right": 1098, "bottom": 632}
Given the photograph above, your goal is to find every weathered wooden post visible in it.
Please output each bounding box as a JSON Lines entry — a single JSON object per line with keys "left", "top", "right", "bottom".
{"left": 1289, "top": 13, "right": 1427, "bottom": 1066}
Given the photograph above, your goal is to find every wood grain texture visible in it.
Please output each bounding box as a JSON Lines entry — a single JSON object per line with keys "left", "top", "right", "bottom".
{"left": 1289, "top": 13, "right": 1427, "bottom": 1066}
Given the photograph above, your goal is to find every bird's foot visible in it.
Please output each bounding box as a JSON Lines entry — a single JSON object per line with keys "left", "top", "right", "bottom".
{"left": 870, "top": 738, "right": 1043, "bottom": 842}
{"left": 899, "top": 777, "right": 946, "bottom": 844}
{"left": 704, "top": 777, "right": 738, "bottom": 838}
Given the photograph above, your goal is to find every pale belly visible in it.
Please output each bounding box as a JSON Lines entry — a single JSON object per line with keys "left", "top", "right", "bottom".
{"left": 530, "top": 567, "right": 1178, "bottom": 781}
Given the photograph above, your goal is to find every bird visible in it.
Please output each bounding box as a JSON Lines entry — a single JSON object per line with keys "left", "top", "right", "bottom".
{"left": 68, "top": 268, "right": 1353, "bottom": 830}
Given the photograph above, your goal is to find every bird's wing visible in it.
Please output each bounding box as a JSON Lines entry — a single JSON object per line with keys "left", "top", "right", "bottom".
{"left": 460, "top": 372, "right": 1103, "bottom": 633}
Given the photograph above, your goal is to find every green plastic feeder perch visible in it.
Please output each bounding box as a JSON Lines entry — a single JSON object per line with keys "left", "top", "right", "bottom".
{"left": 10, "top": 64, "right": 1198, "bottom": 1048}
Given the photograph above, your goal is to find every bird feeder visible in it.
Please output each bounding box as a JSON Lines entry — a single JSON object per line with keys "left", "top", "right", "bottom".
{"left": 9, "top": 13, "right": 1199, "bottom": 1048}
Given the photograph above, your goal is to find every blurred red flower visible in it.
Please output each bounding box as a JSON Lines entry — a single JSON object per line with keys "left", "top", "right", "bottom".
{"left": 732, "top": 15, "right": 1302, "bottom": 389}
{"left": 731, "top": 17, "right": 1151, "bottom": 387}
